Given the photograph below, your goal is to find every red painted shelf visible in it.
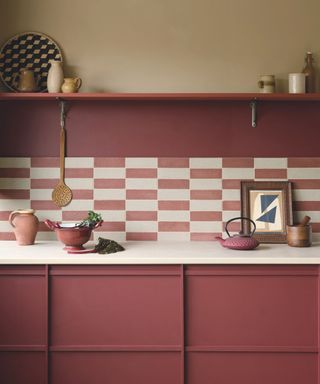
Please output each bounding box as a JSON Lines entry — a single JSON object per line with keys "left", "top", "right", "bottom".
{"left": 1, "top": 92, "right": 320, "bottom": 101}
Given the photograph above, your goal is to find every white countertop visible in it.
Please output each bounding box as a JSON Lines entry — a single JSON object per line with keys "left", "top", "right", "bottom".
{"left": 0, "top": 241, "right": 320, "bottom": 264}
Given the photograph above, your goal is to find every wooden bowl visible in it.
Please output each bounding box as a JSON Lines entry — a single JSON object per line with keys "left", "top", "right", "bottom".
{"left": 287, "top": 225, "right": 312, "bottom": 247}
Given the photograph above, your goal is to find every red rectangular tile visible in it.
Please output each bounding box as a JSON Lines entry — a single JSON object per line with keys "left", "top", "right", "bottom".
{"left": 290, "top": 180, "right": 320, "bottom": 189}
{"left": 126, "top": 211, "right": 157, "bottom": 221}
{"left": 0, "top": 168, "right": 30, "bottom": 178}
{"left": 96, "top": 222, "right": 126, "bottom": 231}
{"left": 222, "top": 201, "right": 241, "bottom": 211}
{"left": 190, "top": 169, "right": 222, "bottom": 179}
{"left": 71, "top": 190, "right": 93, "bottom": 200}
{"left": 158, "top": 158, "right": 189, "bottom": 168}
{"left": 0, "top": 232, "right": 15, "bottom": 240}
{"left": 158, "top": 179, "right": 189, "bottom": 189}
{"left": 158, "top": 201, "right": 190, "bottom": 210}
{"left": 94, "top": 179, "right": 125, "bottom": 189}
{"left": 62, "top": 211, "right": 91, "bottom": 221}
{"left": 31, "top": 200, "right": 61, "bottom": 210}
{"left": 94, "top": 200, "right": 125, "bottom": 210}
{"left": 255, "top": 169, "right": 287, "bottom": 179}
{"left": 31, "top": 179, "right": 59, "bottom": 189}
{"left": 38, "top": 222, "right": 52, "bottom": 231}
{"left": 191, "top": 232, "right": 222, "bottom": 241}
{"left": 0, "top": 189, "right": 30, "bottom": 199}
{"left": 222, "top": 179, "right": 242, "bottom": 189}
{"left": 158, "top": 222, "right": 190, "bottom": 232}
{"left": 0, "top": 211, "right": 11, "bottom": 220}
{"left": 190, "top": 211, "right": 222, "bottom": 221}
{"left": 311, "top": 223, "right": 320, "bottom": 232}
{"left": 65, "top": 168, "right": 93, "bottom": 178}
{"left": 223, "top": 158, "right": 254, "bottom": 168}
{"left": 126, "top": 232, "right": 157, "bottom": 241}
{"left": 191, "top": 190, "right": 222, "bottom": 200}
{"left": 288, "top": 158, "right": 320, "bottom": 167}
{"left": 126, "top": 190, "right": 157, "bottom": 200}
{"left": 126, "top": 168, "right": 157, "bottom": 178}
{"left": 293, "top": 201, "right": 320, "bottom": 211}
{"left": 223, "top": 221, "right": 241, "bottom": 232}
{"left": 31, "top": 157, "right": 59, "bottom": 167}
{"left": 94, "top": 158, "right": 125, "bottom": 167}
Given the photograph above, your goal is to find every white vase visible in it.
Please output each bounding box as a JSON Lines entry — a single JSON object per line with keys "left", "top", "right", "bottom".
{"left": 47, "top": 60, "right": 64, "bottom": 93}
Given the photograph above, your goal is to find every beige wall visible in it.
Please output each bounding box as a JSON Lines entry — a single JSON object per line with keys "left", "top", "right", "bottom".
{"left": 1, "top": 0, "right": 320, "bottom": 92}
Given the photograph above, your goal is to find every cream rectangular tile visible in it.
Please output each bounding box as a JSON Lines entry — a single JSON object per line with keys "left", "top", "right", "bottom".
{"left": 222, "top": 210, "right": 241, "bottom": 222}
{"left": 126, "top": 179, "right": 157, "bottom": 189}
{"left": 65, "top": 178, "right": 93, "bottom": 189}
{"left": 0, "top": 158, "right": 30, "bottom": 168}
{"left": 0, "top": 200, "right": 30, "bottom": 211}
{"left": 30, "top": 189, "right": 52, "bottom": 200}
{"left": 292, "top": 190, "right": 320, "bottom": 201}
{"left": 36, "top": 232, "right": 58, "bottom": 241}
{"left": 36, "top": 210, "right": 62, "bottom": 222}
{"left": 125, "top": 158, "right": 157, "bottom": 168}
{"left": 94, "top": 189, "right": 126, "bottom": 200}
{"left": 0, "top": 178, "right": 30, "bottom": 189}
{"left": 158, "top": 211, "right": 190, "bottom": 221}
{"left": 126, "top": 221, "right": 158, "bottom": 232}
{"left": 295, "top": 211, "right": 320, "bottom": 222}
{"left": 157, "top": 189, "right": 190, "bottom": 200}
{"left": 63, "top": 200, "right": 94, "bottom": 211}
{"left": 94, "top": 168, "right": 125, "bottom": 178}
{"left": 190, "top": 179, "right": 222, "bottom": 190}
{"left": 222, "top": 189, "right": 240, "bottom": 200}
{"left": 157, "top": 233, "right": 190, "bottom": 241}
{"left": 97, "top": 210, "right": 126, "bottom": 221}
{"left": 158, "top": 168, "right": 189, "bottom": 179}
{"left": 126, "top": 200, "right": 157, "bottom": 211}
{"left": 65, "top": 157, "right": 94, "bottom": 167}
{"left": 254, "top": 158, "right": 287, "bottom": 168}
{"left": 190, "top": 200, "right": 222, "bottom": 211}
{"left": 0, "top": 221, "right": 11, "bottom": 231}
{"left": 190, "top": 158, "right": 222, "bottom": 168}
{"left": 93, "top": 232, "right": 126, "bottom": 242}
{"left": 190, "top": 221, "right": 222, "bottom": 232}
{"left": 222, "top": 168, "right": 254, "bottom": 179}
{"left": 312, "top": 233, "right": 320, "bottom": 242}
{"left": 31, "top": 168, "right": 59, "bottom": 178}
{"left": 288, "top": 168, "right": 320, "bottom": 179}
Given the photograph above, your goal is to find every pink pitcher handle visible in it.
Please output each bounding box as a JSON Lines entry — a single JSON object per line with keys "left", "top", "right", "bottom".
{"left": 9, "top": 210, "right": 20, "bottom": 227}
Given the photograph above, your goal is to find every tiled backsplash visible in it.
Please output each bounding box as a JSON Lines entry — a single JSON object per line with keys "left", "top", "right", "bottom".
{"left": 1, "top": 157, "right": 320, "bottom": 242}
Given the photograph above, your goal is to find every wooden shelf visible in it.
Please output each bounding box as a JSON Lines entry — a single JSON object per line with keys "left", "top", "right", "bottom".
{"left": 1, "top": 92, "right": 320, "bottom": 101}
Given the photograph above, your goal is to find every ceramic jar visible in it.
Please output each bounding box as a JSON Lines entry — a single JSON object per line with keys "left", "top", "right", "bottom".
{"left": 15, "top": 68, "right": 38, "bottom": 92}
{"left": 9, "top": 209, "right": 39, "bottom": 245}
{"left": 61, "top": 77, "right": 82, "bottom": 93}
{"left": 258, "top": 75, "right": 275, "bottom": 93}
{"left": 47, "top": 60, "right": 64, "bottom": 93}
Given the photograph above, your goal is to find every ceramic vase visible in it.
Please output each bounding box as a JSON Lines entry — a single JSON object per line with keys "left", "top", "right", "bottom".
{"left": 9, "top": 209, "right": 39, "bottom": 245}
{"left": 47, "top": 60, "right": 64, "bottom": 93}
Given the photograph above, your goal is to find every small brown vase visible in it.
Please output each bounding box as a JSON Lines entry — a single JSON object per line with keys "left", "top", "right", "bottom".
{"left": 9, "top": 209, "right": 39, "bottom": 245}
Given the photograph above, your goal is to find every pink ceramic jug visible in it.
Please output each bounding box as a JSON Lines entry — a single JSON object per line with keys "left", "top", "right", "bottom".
{"left": 9, "top": 209, "right": 39, "bottom": 245}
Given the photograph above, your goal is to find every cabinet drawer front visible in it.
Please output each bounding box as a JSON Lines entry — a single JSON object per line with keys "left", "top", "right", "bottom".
{"left": 51, "top": 274, "right": 181, "bottom": 346}
{"left": 51, "top": 352, "right": 181, "bottom": 384}
{"left": 187, "top": 352, "right": 317, "bottom": 384}
{"left": 187, "top": 274, "right": 317, "bottom": 347}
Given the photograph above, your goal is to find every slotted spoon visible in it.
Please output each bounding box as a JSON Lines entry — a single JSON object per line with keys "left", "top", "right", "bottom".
{"left": 52, "top": 101, "right": 72, "bottom": 207}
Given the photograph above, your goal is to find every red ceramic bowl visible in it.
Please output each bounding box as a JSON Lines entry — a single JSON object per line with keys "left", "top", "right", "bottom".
{"left": 45, "top": 220, "right": 102, "bottom": 250}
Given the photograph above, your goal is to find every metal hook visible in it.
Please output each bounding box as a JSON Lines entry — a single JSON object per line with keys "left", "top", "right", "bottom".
{"left": 57, "top": 98, "right": 67, "bottom": 129}
{"left": 250, "top": 99, "right": 257, "bottom": 128}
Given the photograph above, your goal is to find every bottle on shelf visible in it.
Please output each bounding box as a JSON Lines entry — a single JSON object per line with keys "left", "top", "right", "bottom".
{"left": 302, "top": 52, "right": 316, "bottom": 93}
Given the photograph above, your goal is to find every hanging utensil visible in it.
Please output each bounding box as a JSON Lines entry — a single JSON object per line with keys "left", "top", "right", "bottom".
{"left": 52, "top": 100, "right": 72, "bottom": 207}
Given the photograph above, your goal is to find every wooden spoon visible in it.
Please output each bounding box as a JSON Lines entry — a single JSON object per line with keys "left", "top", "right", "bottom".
{"left": 52, "top": 102, "right": 72, "bottom": 207}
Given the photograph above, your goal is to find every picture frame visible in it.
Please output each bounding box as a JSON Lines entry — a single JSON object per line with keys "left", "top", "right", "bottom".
{"left": 240, "top": 181, "right": 293, "bottom": 243}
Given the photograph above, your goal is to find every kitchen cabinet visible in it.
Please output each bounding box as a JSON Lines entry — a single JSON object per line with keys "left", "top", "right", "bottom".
{"left": 0, "top": 92, "right": 320, "bottom": 157}
{"left": 0, "top": 263, "right": 318, "bottom": 384}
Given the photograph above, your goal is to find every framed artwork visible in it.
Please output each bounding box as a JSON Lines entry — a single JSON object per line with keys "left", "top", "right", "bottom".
{"left": 241, "top": 181, "right": 293, "bottom": 243}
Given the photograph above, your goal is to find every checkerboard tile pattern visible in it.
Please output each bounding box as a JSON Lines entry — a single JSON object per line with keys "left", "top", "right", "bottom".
{"left": 1, "top": 157, "right": 320, "bottom": 242}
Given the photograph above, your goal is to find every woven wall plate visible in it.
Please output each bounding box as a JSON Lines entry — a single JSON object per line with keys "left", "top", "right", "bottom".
{"left": 0, "top": 31, "right": 63, "bottom": 92}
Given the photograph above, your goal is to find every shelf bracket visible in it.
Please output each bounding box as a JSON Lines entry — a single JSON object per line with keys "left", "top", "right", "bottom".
{"left": 250, "top": 99, "right": 257, "bottom": 128}
{"left": 56, "top": 98, "right": 67, "bottom": 129}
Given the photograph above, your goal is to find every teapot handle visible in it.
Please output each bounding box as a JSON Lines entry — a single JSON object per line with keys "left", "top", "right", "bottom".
{"left": 225, "top": 216, "right": 256, "bottom": 238}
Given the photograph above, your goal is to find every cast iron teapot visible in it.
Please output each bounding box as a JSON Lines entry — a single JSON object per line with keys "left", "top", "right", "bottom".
{"left": 215, "top": 217, "right": 260, "bottom": 250}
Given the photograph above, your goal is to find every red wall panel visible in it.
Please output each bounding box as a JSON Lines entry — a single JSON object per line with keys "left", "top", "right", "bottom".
{"left": 1, "top": 100, "right": 320, "bottom": 157}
